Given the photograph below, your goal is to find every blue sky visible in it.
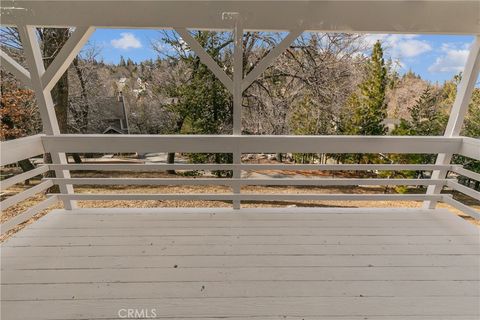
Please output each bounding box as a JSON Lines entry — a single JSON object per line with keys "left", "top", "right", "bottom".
{"left": 88, "top": 28, "right": 475, "bottom": 84}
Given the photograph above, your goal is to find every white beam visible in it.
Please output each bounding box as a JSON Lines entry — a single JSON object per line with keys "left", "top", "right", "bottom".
{"left": 444, "top": 38, "right": 480, "bottom": 138}
{"left": 0, "top": 49, "right": 31, "bottom": 87}
{"left": 41, "top": 135, "right": 462, "bottom": 154}
{"left": 1, "top": 1, "right": 479, "bottom": 34}
{"left": 17, "top": 25, "right": 60, "bottom": 135}
{"left": 242, "top": 29, "right": 303, "bottom": 92}
{"left": 42, "top": 26, "right": 95, "bottom": 93}
{"left": 232, "top": 17, "right": 243, "bottom": 135}
{"left": 175, "top": 28, "right": 233, "bottom": 93}
{"left": 18, "top": 24, "right": 76, "bottom": 210}
{"left": 424, "top": 36, "right": 480, "bottom": 209}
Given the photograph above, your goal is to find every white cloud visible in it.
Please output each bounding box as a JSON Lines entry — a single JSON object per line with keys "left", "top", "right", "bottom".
{"left": 364, "top": 34, "right": 432, "bottom": 59}
{"left": 111, "top": 33, "right": 142, "bottom": 50}
{"left": 395, "top": 39, "right": 432, "bottom": 58}
{"left": 428, "top": 43, "right": 470, "bottom": 73}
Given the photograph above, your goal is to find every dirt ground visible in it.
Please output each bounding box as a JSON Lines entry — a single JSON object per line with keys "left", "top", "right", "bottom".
{"left": 1, "top": 169, "right": 479, "bottom": 242}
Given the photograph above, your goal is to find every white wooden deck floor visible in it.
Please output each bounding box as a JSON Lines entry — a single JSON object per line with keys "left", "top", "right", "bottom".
{"left": 1, "top": 207, "right": 479, "bottom": 320}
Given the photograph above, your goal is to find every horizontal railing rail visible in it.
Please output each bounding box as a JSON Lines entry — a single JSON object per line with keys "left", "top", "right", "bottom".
{"left": 445, "top": 180, "right": 480, "bottom": 202}
{"left": 0, "top": 135, "right": 58, "bottom": 234}
{"left": 443, "top": 196, "right": 480, "bottom": 220}
{"left": 0, "top": 165, "right": 50, "bottom": 190}
{"left": 451, "top": 165, "right": 480, "bottom": 182}
{"left": 53, "top": 193, "right": 450, "bottom": 201}
{"left": 458, "top": 137, "right": 480, "bottom": 160}
{"left": 48, "top": 163, "right": 453, "bottom": 171}
{"left": 55, "top": 193, "right": 446, "bottom": 202}
{"left": 49, "top": 177, "right": 447, "bottom": 186}
{"left": 442, "top": 137, "right": 480, "bottom": 219}
{"left": 0, "top": 134, "right": 45, "bottom": 166}
{"left": 42, "top": 134, "right": 463, "bottom": 154}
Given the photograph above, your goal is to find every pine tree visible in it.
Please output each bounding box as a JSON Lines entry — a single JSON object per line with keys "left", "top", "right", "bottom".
{"left": 348, "top": 41, "right": 388, "bottom": 136}
{"left": 464, "top": 88, "right": 480, "bottom": 138}
{"left": 162, "top": 31, "right": 233, "bottom": 176}
{"left": 392, "top": 86, "right": 447, "bottom": 178}
{"left": 119, "top": 56, "right": 126, "bottom": 67}
{"left": 408, "top": 86, "right": 446, "bottom": 136}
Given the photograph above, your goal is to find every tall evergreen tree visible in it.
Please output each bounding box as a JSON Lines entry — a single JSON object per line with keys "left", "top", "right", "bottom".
{"left": 396, "top": 86, "right": 446, "bottom": 136}
{"left": 119, "top": 56, "right": 127, "bottom": 67}
{"left": 392, "top": 86, "right": 447, "bottom": 167}
{"left": 347, "top": 41, "right": 388, "bottom": 136}
{"left": 161, "top": 31, "right": 233, "bottom": 176}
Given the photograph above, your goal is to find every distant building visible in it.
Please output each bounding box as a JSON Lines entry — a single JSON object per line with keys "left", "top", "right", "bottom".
{"left": 88, "top": 93, "right": 129, "bottom": 134}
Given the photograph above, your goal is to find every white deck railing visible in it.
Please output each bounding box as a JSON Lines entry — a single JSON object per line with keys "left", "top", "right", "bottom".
{"left": 1, "top": 134, "right": 479, "bottom": 233}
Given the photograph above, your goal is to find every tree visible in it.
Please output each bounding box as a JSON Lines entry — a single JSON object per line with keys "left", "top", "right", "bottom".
{"left": 346, "top": 41, "right": 388, "bottom": 136}
{"left": 463, "top": 88, "right": 480, "bottom": 138}
{"left": 154, "top": 31, "right": 233, "bottom": 175}
{"left": 119, "top": 56, "right": 126, "bottom": 67}
{"left": 392, "top": 86, "right": 447, "bottom": 175}
{"left": 0, "top": 72, "right": 42, "bottom": 177}
{"left": 339, "top": 41, "right": 388, "bottom": 165}
{"left": 396, "top": 86, "right": 446, "bottom": 137}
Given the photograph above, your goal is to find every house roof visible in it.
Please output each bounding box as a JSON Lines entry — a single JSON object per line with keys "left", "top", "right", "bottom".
{"left": 90, "top": 96, "right": 126, "bottom": 120}
{"left": 102, "top": 126, "right": 124, "bottom": 134}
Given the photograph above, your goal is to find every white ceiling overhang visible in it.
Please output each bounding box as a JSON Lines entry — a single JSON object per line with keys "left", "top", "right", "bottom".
{"left": 1, "top": 0, "right": 479, "bottom": 34}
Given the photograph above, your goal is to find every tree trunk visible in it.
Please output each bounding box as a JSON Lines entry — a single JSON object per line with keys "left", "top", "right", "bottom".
{"left": 167, "top": 153, "right": 176, "bottom": 175}
{"left": 72, "top": 57, "right": 89, "bottom": 161}
{"left": 166, "top": 117, "right": 186, "bottom": 175}
{"left": 276, "top": 153, "right": 283, "bottom": 163}
{"left": 18, "top": 159, "right": 35, "bottom": 185}
{"left": 42, "top": 28, "right": 70, "bottom": 134}
{"left": 72, "top": 153, "right": 82, "bottom": 163}
{"left": 43, "top": 153, "right": 60, "bottom": 193}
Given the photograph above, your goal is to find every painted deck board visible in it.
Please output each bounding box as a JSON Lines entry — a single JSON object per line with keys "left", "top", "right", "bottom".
{"left": 1, "top": 207, "right": 479, "bottom": 319}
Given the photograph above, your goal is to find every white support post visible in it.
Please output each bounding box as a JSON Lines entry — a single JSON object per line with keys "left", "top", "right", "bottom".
{"left": 242, "top": 29, "right": 303, "bottom": 92}
{"left": 424, "top": 35, "right": 480, "bottom": 209}
{"left": 0, "top": 49, "right": 32, "bottom": 87}
{"left": 175, "top": 28, "right": 233, "bottom": 94}
{"left": 42, "top": 26, "right": 95, "bottom": 93}
{"left": 232, "top": 18, "right": 243, "bottom": 136}
{"left": 232, "top": 16, "right": 243, "bottom": 209}
{"left": 18, "top": 25, "right": 77, "bottom": 210}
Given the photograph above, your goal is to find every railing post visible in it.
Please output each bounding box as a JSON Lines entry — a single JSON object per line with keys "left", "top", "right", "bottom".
{"left": 424, "top": 36, "right": 480, "bottom": 209}
{"left": 233, "top": 149, "right": 241, "bottom": 210}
